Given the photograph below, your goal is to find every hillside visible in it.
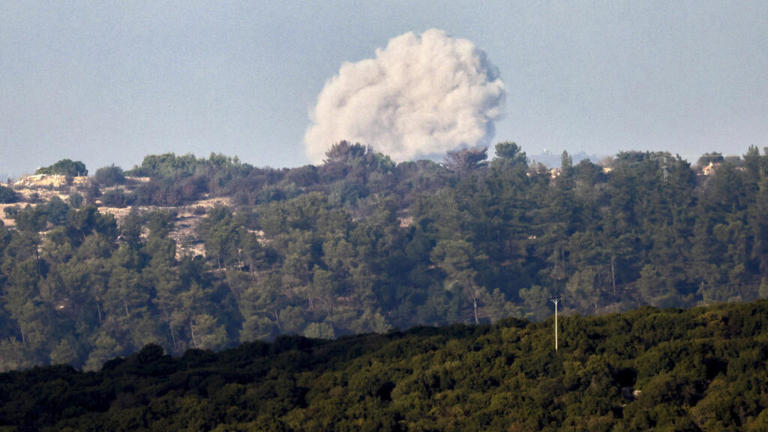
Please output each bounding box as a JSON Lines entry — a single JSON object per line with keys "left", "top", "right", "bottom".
{"left": 1, "top": 143, "right": 768, "bottom": 372}
{"left": 1, "top": 300, "right": 768, "bottom": 431}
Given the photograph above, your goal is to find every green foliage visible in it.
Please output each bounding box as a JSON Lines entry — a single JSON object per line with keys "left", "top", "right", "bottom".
{"left": 93, "top": 164, "right": 126, "bottom": 186}
{"left": 0, "top": 185, "right": 18, "bottom": 203}
{"left": 43, "top": 196, "right": 69, "bottom": 226}
{"left": 2, "top": 301, "right": 768, "bottom": 430}
{"left": 68, "top": 192, "right": 83, "bottom": 208}
{"left": 100, "top": 188, "right": 131, "bottom": 208}
{"left": 3, "top": 145, "right": 768, "bottom": 379}
{"left": 36, "top": 159, "right": 87, "bottom": 177}
{"left": 444, "top": 146, "right": 488, "bottom": 174}
{"left": 12, "top": 205, "right": 48, "bottom": 232}
{"left": 697, "top": 152, "right": 724, "bottom": 167}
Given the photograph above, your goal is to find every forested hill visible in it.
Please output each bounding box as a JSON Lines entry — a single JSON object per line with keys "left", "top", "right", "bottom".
{"left": 2, "top": 300, "right": 768, "bottom": 431}
{"left": 1, "top": 143, "right": 768, "bottom": 371}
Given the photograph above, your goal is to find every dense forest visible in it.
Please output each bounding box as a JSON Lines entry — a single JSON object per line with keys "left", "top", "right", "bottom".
{"left": 1, "top": 142, "right": 768, "bottom": 370}
{"left": 2, "top": 300, "right": 768, "bottom": 430}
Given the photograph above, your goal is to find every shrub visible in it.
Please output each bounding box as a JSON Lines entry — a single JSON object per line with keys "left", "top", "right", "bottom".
{"left": 68, "top": 193, "right": 84, "bottom": 208}
{"left": 101, "top": 189, "right": 132, "bottom": 208}
{"left": 3, "top": 206, "right": 19, "bottom": 218}
{"left": 36, "top": 159, "right": 87, "bottom": 177}
{"left": 0, "top": 185, "right": 17, "bottom": 203}
{"left": 93, "top": 165, "right": 126, "bottom": 187}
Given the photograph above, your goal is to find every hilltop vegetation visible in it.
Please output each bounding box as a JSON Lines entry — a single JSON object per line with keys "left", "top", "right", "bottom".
{"left": 35, "top": 159, "right": 88, "bottom": 177}
{"left": 2, "top": 300, "right": 768, "bottom": 430}
{"left": 1, "top": 142, "right": 768, "bottom": 370}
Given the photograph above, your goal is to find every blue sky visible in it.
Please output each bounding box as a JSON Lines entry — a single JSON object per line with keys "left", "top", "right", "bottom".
{"left": 2, "top": 1, "right": 767, "bottom": 177}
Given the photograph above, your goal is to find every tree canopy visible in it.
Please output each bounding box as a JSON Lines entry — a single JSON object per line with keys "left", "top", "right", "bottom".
{"left": 2, "top": 300, "right": 768, "bottom": 430}
{"left": 35, "top": 159, "right": 88, "bottom": 177}
{"left": 2, "top": 144, "right": 768, "bottom": 375}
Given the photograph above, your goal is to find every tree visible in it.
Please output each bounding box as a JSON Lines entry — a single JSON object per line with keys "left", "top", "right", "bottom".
{"left": 13, "top": 205, "right": 48, "bottom": 233}
{"left": 83, "top": 331, "right": 125, "bottom": 371}
{"left": 44, "top": 196, "right": 70, "bottom": 226}
{"left": 323, "top": 141, "right": 368, "bottom": 165}
{"left": 49, "top": 338, "right": 80, "bottom": 365}
{"left": 444, "top": 147, "right": 488, "bottom": 175}
{"left": 0, "top": 185, "right": 18, "bottom": 204}
{"left": 431, "top": 239, "right": 489, "bottom": 324}
{"left": 492, "top": 142, "right": 527, "bottom": 170}
{"left": 286, "top": 165, "right": 319, "bottom": 187}
{"left": 696, "top": 152, "right": 724, "bottom": 168}
{"left": 101, "top": 189, "right": 131, "bottom": 208}
{"left": 36, "top": 159, "right": 87, "bottom": 177}
{"left": 93, "top": 164, "right": 126, "bottom": 186}
{"left": 564, "top": 268, "right": 603, "bottom": 313}
{"left": 637, "top": 264, "right": 676, "bottom": 307}
{"left": 519, "top": 285, "right": 552, "bottom": 321}
{"left": 190, "top": 314, "right": 228, "bottom": 350}
{"left": 68, "top": 193, "right": 84, "bottom": 209}
{"left": 197, "top": 206, "right": 240, "bottom": 269}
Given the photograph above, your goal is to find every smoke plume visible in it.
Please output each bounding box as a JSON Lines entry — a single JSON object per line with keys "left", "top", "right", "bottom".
{"left": 304, "top": 29, "right": 505, "bottom": 163}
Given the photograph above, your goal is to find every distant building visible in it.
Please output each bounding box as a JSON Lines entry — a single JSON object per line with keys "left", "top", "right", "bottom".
{"left": 702, "top": 162, "right": 719, "bottom": 176}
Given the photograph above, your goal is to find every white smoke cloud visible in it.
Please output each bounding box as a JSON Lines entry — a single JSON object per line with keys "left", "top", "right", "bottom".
{"left": 304, "top": 29, "right": 506, "bottom": 163}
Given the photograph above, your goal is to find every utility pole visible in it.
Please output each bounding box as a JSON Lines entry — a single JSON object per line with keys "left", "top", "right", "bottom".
{"left": 550, "top": 296, "right": 561, "bottom": 351}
